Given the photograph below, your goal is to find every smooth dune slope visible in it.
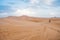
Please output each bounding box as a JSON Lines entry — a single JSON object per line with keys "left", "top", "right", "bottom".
{"left": 0, "top": 16, "right": 60, "bottom": 40}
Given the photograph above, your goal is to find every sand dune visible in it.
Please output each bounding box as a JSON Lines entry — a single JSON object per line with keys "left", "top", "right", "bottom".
{"left": 0, "top": 16, "right": 60, "bottom": 40}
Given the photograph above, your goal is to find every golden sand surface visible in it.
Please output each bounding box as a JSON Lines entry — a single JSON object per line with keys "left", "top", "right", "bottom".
{"left": 0, "top": 16, "right": 60, "bottom": 40}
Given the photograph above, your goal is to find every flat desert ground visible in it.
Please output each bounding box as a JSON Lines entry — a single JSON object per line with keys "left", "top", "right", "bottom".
{"left": 0, "top": 16, "right": 60, "bottom": 40}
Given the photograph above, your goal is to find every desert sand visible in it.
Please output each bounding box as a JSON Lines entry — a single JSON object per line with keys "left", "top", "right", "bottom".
{"left": 0, "top": 16, "right": 60, "bottom": 40}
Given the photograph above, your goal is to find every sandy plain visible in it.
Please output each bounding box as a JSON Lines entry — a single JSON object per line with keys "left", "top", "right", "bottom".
{"left": 0, "top": 16, "right": 60, "bottom": 40}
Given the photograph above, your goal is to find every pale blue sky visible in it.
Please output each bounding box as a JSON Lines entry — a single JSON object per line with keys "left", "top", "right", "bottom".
{"left": 0, "top": 0, "right": 60, "bottom": 18}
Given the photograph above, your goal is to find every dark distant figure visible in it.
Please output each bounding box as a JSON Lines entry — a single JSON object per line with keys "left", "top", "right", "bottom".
{"left": 49, "top": 19, "right": 51, "bottom": 23}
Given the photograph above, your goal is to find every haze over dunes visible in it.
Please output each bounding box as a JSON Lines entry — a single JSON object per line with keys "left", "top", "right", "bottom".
{"left": 0, "top": 16, "right": 60, "bottom": 40}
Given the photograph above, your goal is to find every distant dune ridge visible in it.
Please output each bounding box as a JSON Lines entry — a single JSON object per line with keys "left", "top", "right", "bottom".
{"left": 0, "top": 15, "right": 60, "bottom": 40}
